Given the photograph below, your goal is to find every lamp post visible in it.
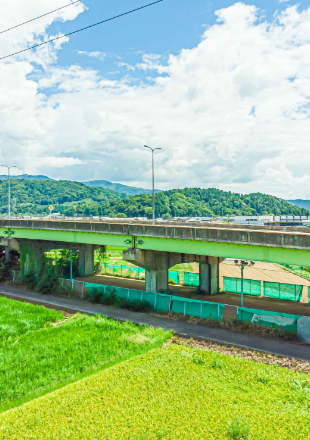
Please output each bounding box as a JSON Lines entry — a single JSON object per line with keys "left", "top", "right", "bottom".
{"left": 0, "top": 165, "right": 16, "bottom": 219}
{"left": 69, "top": 250, "right": 78, "bottom": 281}
{"left": 234, "top": 259, "right": 255, "bottom": 307}
{"left": 144, "top": 145, "right": 161, "bottom": 225}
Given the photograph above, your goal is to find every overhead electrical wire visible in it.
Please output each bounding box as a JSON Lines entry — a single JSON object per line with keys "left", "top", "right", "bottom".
{"left": 0, "top": 0, "right": 163, "bottom": 61}
{"left": 0, "top": 0, "right": 83, "bottom": 35}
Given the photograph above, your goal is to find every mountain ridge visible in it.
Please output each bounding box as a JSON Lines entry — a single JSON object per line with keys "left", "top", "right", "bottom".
{"left": 83, "top": 180, "right": 161, "bottom": 196}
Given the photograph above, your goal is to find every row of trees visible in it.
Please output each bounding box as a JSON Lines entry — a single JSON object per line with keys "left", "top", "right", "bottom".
{"left": 62, "top": 188, "right": 309, "bottom": 218}
{"left": 0, "top": 181, "right": 307, "bottom": 218}
{"left": 0, "top": 180, "right": 124, "bottom": 215}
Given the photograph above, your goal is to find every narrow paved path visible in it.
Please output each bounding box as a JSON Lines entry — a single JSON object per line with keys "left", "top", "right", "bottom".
{"left": 1, "top": 284, "right": 310, "bottom": 361}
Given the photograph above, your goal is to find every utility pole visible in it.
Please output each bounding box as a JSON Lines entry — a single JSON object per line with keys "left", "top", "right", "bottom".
{"left": 0, "top": 165, "right": 16, "bottom": 219}
{"left": 234, "top": 259, "right": 255, "bottom": 307}
{"left": 144, "top": 145, "right": 161, "bottom": 225}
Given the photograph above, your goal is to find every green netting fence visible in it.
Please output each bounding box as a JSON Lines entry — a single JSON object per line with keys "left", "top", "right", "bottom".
{"left": 224, "top": 277, "right": 261, "bottom": 296}
{"left": 84, "top": 281, "right": 301, "bottom": 332}
{"left": 168, "top": 272, "right": 180, "bottom": 284}
{"left": 263, "top": 281, "right": 303, "bottom": 302}
{"left": 224, "top": 277, "right": 303, "bottom": 302}
{"left": 184, "top": 272, "right": 199, "bottom": 287}
{"left": 237, "top": 307, "right": 301, "bottom": 333}
{"left": 100, "top": 264, "right": 179, "bottom": 284}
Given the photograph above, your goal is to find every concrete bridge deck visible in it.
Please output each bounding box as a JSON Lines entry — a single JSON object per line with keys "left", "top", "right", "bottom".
{"left": 1, "top": 219, "right": 310, "bottom": 266}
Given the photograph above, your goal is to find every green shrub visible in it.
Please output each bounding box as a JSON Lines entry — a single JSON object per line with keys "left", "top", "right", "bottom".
{"left": 36, "top": 273, "right": 59, "bottom": 295}
{"left": 87, "top": 288, "right": 104, "bottom": 303}
{"left": 0, "top": 261, "right": 13, "bottom": 282}
{"left": 119, "top": 299, "right": 152, "bottom": 313}
{"left": 228, "top": 417, "right": 251, "bottom": 439}
{"left": 22, "top": 272, "right": 37, "bottom": 289}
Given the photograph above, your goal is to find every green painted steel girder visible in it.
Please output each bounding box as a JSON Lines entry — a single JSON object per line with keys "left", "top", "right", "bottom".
{"left": 1, "top": 226, "right": 310, "bottom": 266}
{"left": 0, "top": 228, "right": 133, "bottom": 248}
{"left": 135, "top": 236, "right": 310, "bottom": 266}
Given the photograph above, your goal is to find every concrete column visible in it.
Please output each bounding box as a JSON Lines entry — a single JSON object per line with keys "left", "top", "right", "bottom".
{"left": 5, "top": 247, "right": 10, "bottom": 262}
{"left": 79, "top": 245, "right": 94, "bottom": 277}
{"left": 199, "top": 257, "right": 220, "bottom": 295}
{"left": 199, "top": 263, "right": 210, "bottom": 294}
{"left": 209, "top": 256, "right": 220, "bottom": 295}
{"left": 146, "top": 269, "right": 168, "bottom": 293}
{"left": 19, "top": 240, "right": 46, "bottom": 275}
{"left": 123, "top": 249, "right": 169, "bottom": 293}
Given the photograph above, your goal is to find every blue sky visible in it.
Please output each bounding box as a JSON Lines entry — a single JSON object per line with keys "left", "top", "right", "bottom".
{"left": 46, "top": 0, "right": 306, "bottom": 83}
{"left": 1, "top": 0, "right": 310, "bottom": 198}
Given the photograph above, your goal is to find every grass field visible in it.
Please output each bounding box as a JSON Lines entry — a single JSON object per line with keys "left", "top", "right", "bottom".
{"left": 0, "top": 298, "right": 170, "bottom": 413}
{"left": 1, "top": 344, "right": 310, "bottom": 439}
{"left": 0, "top": 296, "right": 63, "bottom": 340}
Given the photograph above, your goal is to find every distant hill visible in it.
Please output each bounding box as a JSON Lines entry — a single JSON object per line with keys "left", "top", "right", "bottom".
{"left": 84, "top": 180, "right": 161, "bottom": 196}
{"left": 59, "top": 188, "right": 309, "bottom": 218}
{"left": 0, "top": 174, "right": 52, "bottom": 181}
{"left": 286, "top": 199, "right": 310, "bottom": 212}
{"left": 0, "top": 179, "right": 123, "bottom": 216}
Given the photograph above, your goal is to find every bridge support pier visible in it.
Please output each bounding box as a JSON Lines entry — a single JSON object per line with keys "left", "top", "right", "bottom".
{"left": 5, "top": 247, "right": 11, "bottom": 262}
{"left": 199, "top": 257, "right": 220, "bottom": 295}
{"left": 79, "top": 245, "right": 95, "bottom": 277}
{"left": 123, "top": 248, "right": 222, "bottom": 294}
{"left": 19, "top": 240, "right": 46, "bottom": 275}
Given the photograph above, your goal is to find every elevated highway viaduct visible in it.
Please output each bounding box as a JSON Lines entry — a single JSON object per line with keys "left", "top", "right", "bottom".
{"left": 1, "top": 219, "right": 310, "bottom": 294}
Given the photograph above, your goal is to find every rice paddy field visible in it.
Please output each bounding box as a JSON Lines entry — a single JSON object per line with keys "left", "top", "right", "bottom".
{"left": 0, "top": 297, "right": 170, "bottom": 412}
{"left": 1, "top": 296, "right": 310, "bottom": 439}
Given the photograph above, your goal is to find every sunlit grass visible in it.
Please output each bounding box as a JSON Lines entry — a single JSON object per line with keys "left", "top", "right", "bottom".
{"left": 0, "top": 312, "right": 171, "bottom": 413}
{"left": 0, "top": 296, "right": 63, "bottom": 341}
{"left": 1, "top": 344, "right": 309, "bottom": 439}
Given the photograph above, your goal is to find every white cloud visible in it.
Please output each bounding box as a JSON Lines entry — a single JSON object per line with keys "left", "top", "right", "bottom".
{"left": 1, "top": 3, "right": 310, "bottom": 198}
{"left": 29, "top": 156, "right": 83, "bottom": 168}
{"left": 77, "top": 51, "right": 106, "bottom": 61}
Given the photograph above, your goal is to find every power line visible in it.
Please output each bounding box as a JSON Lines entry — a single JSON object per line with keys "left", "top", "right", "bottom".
{"left": 0, "top": 0, "right": 164, "bottom": 61}
{"left": 0, "top": 0, "right": 83, "bottom": 35}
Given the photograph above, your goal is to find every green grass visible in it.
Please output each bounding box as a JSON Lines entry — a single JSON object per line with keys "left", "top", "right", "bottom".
{"left": 1, "top": 344, "right": 310, "bottom": 439}
{"left": 0, "top": 312, "right": 170, "bottom": 413}
{"left": 0, "top": 296, "right": 63, "bottom": 341}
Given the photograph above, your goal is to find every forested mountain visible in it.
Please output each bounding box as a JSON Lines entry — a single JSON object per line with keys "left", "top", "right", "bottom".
{"left": 62, "top": 188, "right": 309, "bottom": 218}
{"left": 84, "top": 180, "right": 161, "bottom": 196}
{"left": 286, "top": 199, "right": 310, "bottom": 212}
{"left": 0, "top": 174, "right": 52, "bottom": 181}
{"left": 0, "top": 182, "right": 307, "bottom": 218}
{"left": 0, "top": 180, "right": 124, "bottom": 216}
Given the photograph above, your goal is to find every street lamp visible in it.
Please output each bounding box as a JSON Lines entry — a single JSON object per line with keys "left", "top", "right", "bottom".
{"left": 69, "top": 250, "right": 78, "bottom": 281}
{"left": 144, "top": 145, "right": 161, "bottom": 225}
{"left": 234, "top": 259, "right": 255, "bottom": 307}
{"left": 0, "top": 165, "right": 16, "bottom": 219}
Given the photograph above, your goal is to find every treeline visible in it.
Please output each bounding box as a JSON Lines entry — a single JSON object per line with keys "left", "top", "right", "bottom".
{"left": 0, "top": 180, "right": 124, "bottom": 216}
{"left": 0, "top": 182, "right": 307, "bottom": 218}
{"left": 62, "top": 188, "right": 309, "bottom": 218}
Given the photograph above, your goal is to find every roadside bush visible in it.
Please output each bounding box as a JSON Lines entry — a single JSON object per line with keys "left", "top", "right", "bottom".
{"left": 22, "top": 272, "right": 37, "bottom": 290}
{"left": 0, "top": 261, "right": 14, "bottom": 282}
{"left": 87, "top": 288, "right": 152, "bottom": 313}
{"left": 87, "top": 288, "right": 104, "bottom": 303}
{"left": 36, "top": 273, "right": 59, "bottom": 295}
{"left": 119, "top": 299, "right": 153, "bottom": 313}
